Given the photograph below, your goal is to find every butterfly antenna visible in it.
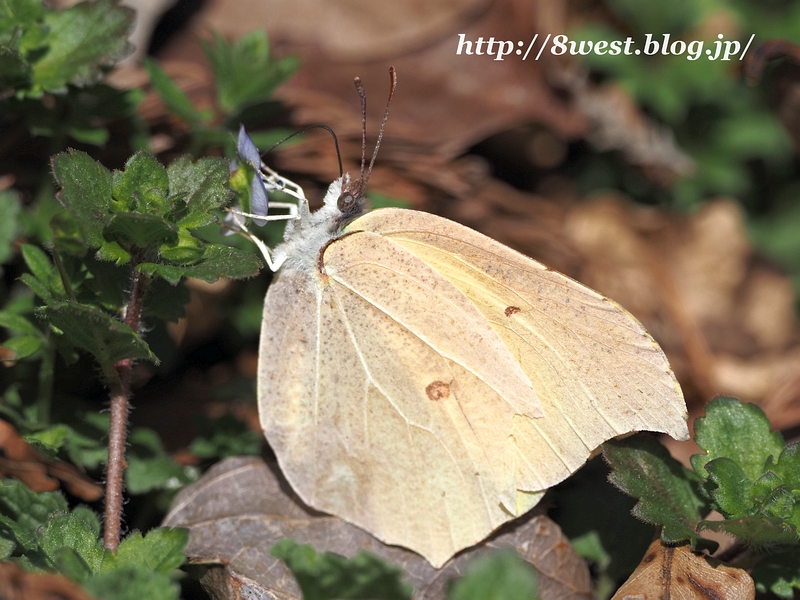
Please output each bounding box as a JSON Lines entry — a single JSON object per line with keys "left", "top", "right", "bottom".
{"left": 354, "top": 77, "right": 368, "bottom": 191}
{"left": 364, "top": 66, "right": 396, "bottom": 186}
{"left": 265, "top": 125, "right": 343, "bottom": 177}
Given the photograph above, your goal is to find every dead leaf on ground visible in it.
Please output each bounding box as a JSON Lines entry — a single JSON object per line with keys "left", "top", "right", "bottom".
{"left": 0, "top": 561, "right": 94, "bottom": 600}
{"left": 0, "top": 420, "right": 102, "bottom": 502}
{"left": 612, "top": 539, "right": 754, "bottom": 600}
{"left": 563, "top": 196, "right": 800, "bottom": 427}
{"left": 163, "top": 456, "right": 592, "bottom": 600}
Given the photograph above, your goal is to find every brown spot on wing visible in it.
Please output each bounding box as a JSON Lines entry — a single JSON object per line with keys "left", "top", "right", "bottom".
{"left": 426, "top": 381, "right": 451, "bottom": 401}
{"left": 504, "top": 306, "right": 521, "bottom": 317}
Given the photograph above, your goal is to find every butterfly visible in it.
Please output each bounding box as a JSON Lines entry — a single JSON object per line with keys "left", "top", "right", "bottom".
{"left": 233, "top": 67, "right": 688, "bottom": 568}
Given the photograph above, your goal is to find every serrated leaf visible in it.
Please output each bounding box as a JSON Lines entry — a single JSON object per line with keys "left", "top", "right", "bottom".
{"left": 100, "top": 528, "right": 188, "bottom": 575}
{"left": 167, "top": 156, "right": 231, "bottom": 229}
{"left": 143, "top": 58, "right": 200, "bottom": 126}
{"left": 272, "top": 538, "right": 413, "bottom": 600}
{"left": 38, "top": 302, "right": 157, "bottom": 373}
{"left": 52, "top": 150, "right": 113, "bottom": 247}
{"left": 84, "top": 566, "right": 180, "bottom": 600}
{"left": 0, "top": 479, "right": 68, "bottom": 551}
{"left": 449, "top": 549, "right": 539, "bottom": 600}
{"left": 112, "top": 151, "right": 170, "bottom": 214}
{"left": 104, "top": 212, "right": 178, "bottom": 249}
{"left": 137, "top": 244, "right": 261, "bottom": 284}
{"left": 31, "top": 0, "right": 134, "bottom": 93}
{"left": 690, "top": 397, "right": 784, "bottom": 480}
{"left": 703, "top": 458, "right": 753, "bottom": 517}
{"left": 39, "top": 511, "right": 105, "bottom": 573}
{"left": 603, "top": 436, "right": 712, "bottom": 549}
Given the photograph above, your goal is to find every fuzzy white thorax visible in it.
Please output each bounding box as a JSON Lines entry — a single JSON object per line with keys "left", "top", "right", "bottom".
{"left": 271, "top": 175, "right": 352, "bottom": 274}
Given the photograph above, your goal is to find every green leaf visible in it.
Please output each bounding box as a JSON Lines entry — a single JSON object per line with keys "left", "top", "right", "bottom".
{"left": 125, "top": 428, "right": 194, "bottom": 494}
{"left": 39, "top": 511, "right": 105, "bottom": 573}
{"left": 698, "top": 516, "right": 799, "bottom": 545}
{"left": 448, "top": 549, "right": 539, "bottom": 600}
{"left": 3, "top": 335, "right": 44, "bottom": 359}
{"left": 38, "top": 302, "right": 157, "bottom": 374}
{"left": 0, "top": 311, "right": 42, "bottom": 337}
{"left": 0, "top": 0, "right": 44, "bottom": 39}
{"left": 0, "top": 479, "right": 68, "bottom": 531}
{"left": 20, "top": 272, "right": 54, "bottom": 302}
{"left": 138, "top": 244, "right": 261, "bottom": 284}
{"left": 188, "top": 413, "right": 262, "bottom": 460}
{"left": 104, "top": 212, "right": 178, "bottom": 249}
{"left": 20, "top": 243, "right": 57, "bottom": 291}
{"left": 752, "top": 550, "right": 800, "bottom": 598}
{"left": 30, "top": 0, "right": 134, "bottom": 94}
{"left": 96, "top": 240, "right": 132, "bottom": 265}
{"left": 603, "top": 436, "right": 713, "bottom": 550}
{"left": 0, "top": 190, "right": 21, "bottom": 265}
{"left": 143, "top": 58, "right": 200, "bottom": 126}
{"left": 61, "top": 413, "right": 109, "bottom": 469}
{"left": 83, "top": 566, "right": 180, "bottom": 600}
{"left": 702, "top": 458, "right": 753, "bottom": 517}
{"left": 52, "top": 547, "right": 93, "bottom": 583}
{"left": 100, "top": 528, "right": 188, "bottom": 575}
{"left": 690, "top": 397, "right": 784, "bottom": 481}
{"left": 271, "top": 539, "right": 413, "bottom": 600}
{"left": 158, "top": 229, "right": 205, "bottom": 264}
{"left": 548, "top": 456, "right": 655, "bottom": 589}
{"left": 202, "top": 30, "right": 299, "bottom": 115}
{"left": 168, "top": 156, "right": 231, "bottom": 230}
{"left": 112, "top": 151, "right": 170, "bottom": 214}
{"left": 52, "top": 150, "right": 113, "bottom": 247}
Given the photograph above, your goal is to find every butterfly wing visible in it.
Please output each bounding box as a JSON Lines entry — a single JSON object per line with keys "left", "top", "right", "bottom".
{"left": 349, "top": 208, "right": 689, "bottom": 494}
{"left": 259, "top": 206, "right": 688, "bottom": 568}
{"left": 258, "top": 231, "right": 544, "bottom": 568}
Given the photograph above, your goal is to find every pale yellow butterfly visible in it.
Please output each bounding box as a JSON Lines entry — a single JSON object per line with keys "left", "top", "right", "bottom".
{"left": 242, "top": 68, "right": 688, "bottom": 568}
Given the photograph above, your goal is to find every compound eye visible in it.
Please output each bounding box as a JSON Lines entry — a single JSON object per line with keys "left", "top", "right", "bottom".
{"left": 337, "top": 192, "right": 356, "bottom": 212}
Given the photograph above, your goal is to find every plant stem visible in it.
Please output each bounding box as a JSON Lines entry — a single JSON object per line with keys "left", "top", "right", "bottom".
{"left": 103, "top": 266, "right": 149, "bottom": 552}
{"left": 36, "top": 332, "right": 55, "bottom": 425}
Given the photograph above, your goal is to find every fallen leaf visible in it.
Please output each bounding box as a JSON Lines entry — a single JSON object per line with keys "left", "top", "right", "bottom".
{"left": 0, "top": 420, "right": 102, "bottom": 502}
{"left": 612, "top": 540, "right": 754, "bottom": 600}
{"left": 163, "top": 456, "right": 592, "bottom": 600}
{"left": 0, "top": 561, "right": 95, "bottom": 600}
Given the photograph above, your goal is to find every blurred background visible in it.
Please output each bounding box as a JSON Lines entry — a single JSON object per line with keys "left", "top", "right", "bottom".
{"left": 3, "top": 0, "right": 800, "bottom": 535}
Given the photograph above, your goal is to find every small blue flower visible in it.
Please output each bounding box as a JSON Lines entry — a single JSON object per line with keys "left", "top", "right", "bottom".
{"left": 237, "top": 125, "right": 268, "bottom": 226}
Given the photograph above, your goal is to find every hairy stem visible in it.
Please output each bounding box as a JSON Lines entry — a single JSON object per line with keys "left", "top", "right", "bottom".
{"left": 103, "top": 267, "right": 149, "bottom": 552}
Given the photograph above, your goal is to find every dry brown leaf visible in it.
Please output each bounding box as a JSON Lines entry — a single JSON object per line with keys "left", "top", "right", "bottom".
{"left": 0, "top": 420, "right": 102, "bottom": 502}
{"left": 562, "top": 196, "right": 800, "bottom": 422}
{"left": 163, "top": 456, "right": 592, "bottom": 600}
{"left": 0, "top": 561, "right": 94, "bottom": 600}
{"left": 611, "top": 540, "right": 754, "bottom": 600}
